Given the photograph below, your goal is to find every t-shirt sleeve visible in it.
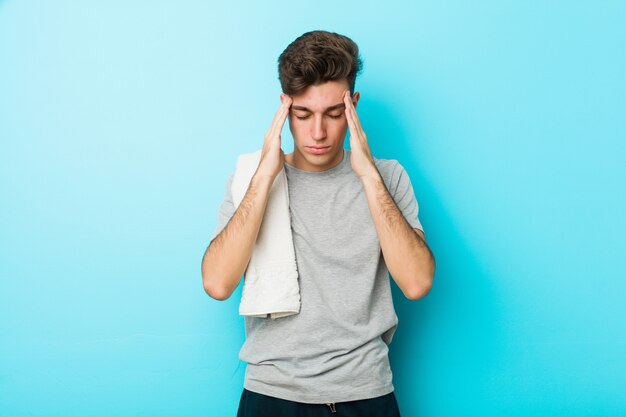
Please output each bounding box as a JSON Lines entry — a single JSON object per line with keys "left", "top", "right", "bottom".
{"left": 210, "top": 172, "right": 236, "bottom": 242}
{"left": 389, "top": 161, "right": 425, "bottom": 234}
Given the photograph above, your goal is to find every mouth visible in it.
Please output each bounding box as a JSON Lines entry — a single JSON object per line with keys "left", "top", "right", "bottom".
{"left": 306, "top": 146, "right": 331, "bottom": 155}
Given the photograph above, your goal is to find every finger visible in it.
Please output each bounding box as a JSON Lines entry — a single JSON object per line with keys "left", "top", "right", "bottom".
{"left": 342, "top": 90, "right": 351, "bottom": 112}
{"left": 266, "top": 96, "right": 292, "bottom": 141}
{"left": 275, "top": 96, "right": 292, "bottom": 136}
{"left": 344, "top": 91, "right": 364, "bottom": 138}
{"left": 343, "top": 94, "right": 354, "bottom": 131}
{"left": 343, "top": 92, "right": 359, "bottom": 139}
{"left": 269, "top": 97, "right": 291, "bottom": 136}
{"left": 344, "top": 91, "right": 365, "bottom": 142}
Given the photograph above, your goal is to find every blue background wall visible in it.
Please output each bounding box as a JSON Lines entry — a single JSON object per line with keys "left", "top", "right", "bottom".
{"left": 1, "top": 1, "right": 624, "bottom": 416}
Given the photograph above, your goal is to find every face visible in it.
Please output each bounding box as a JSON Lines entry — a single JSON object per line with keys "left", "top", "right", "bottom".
{"left": 283, "top": 80, "right": 360, "bottom": 172}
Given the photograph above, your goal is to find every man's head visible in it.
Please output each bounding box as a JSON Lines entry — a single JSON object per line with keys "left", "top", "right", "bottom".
{"left": 278, "top": 30, "right": 363, "bottom": 172}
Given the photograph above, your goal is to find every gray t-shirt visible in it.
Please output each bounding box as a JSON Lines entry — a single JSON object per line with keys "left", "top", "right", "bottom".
{"left": 211, "top": 148, "right": 424, "bottom": 404}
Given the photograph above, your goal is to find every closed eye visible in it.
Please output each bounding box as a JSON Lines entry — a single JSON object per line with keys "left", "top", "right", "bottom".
{"left": 295, "top": 114, "right": 343, "bottom": 120}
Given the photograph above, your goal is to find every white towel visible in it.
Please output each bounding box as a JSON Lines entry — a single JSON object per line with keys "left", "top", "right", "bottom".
{"left": 230, "top": 149, "right": 301, "bottom": 319}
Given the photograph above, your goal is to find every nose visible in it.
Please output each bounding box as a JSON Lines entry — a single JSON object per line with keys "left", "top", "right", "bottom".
{"left": 311, "top": 115, "right": 327, "bottom": 141}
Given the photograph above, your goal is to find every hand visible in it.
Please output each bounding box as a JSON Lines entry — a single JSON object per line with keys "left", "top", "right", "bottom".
{"left": 255, "top": 93, "right": 293, "bottom": 180}
{"left": 343, "top": 90, "right": 379, "bottom": 179}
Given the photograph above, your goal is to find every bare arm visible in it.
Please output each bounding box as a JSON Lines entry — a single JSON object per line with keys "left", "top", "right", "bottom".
{"left": 341, "top": 89, "right": 435, "bottom": 301}
{"left": 201, "top": 172, "right": 274, "bottom": 300}
{"left": 361, "top": 172, "right": 435, "bottom": 300}
{"left": 201, "top": 93, "right": 293, "bottom": 301}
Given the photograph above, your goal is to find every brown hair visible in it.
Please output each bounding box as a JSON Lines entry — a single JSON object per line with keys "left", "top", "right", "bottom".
{"left": 277, "top": 30, "right": 364, "bottom": 96}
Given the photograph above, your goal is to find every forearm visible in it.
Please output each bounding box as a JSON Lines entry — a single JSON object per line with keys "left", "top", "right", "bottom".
{"left": 361, "top": 172, "right": 435, "bottom": 300}
{"left": 202, "top": 172, "right": 275, "bottom": 300}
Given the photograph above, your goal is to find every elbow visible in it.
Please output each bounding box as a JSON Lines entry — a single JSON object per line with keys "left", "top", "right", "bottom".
{"left": 406, "top": 257, "right": 435, "bottom": 301}
{"left": 202, "top": 264, "right": 241, "bottom": 301}
{"left": 203, "top": 279, "right": 232, "bottom": 301}
{"left": 202, "top": 249, "right": 233, "bottom": 301}
{"left": 202, "top": 265, "right": 233, "bottom": 301}
{"left": 404, "top": 271, "right": 434, "bottom": 301}
{"left": 397, "top": 250, "right": 435, "bottom": 301}
{"left": 404, "top": 282, "right": 432, "bottom": 301}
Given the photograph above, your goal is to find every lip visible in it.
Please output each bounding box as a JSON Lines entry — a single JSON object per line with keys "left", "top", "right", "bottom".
{"left": 306, "top": 146, "right": 331, "bottom": 155}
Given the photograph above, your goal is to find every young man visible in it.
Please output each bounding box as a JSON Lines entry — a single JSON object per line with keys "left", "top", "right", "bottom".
{"left": 201, "top": 30, "right": 435, "bottom": 416}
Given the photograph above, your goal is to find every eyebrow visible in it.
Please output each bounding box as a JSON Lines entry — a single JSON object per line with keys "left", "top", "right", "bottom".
{"left": 291, "top": 103, "right": 345, "bottom": 113}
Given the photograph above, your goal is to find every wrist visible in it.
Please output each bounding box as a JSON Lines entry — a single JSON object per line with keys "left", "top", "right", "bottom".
{"left": 251, "top": 171, "right": 276, "bottom": 188}
{"left": 359, "top": 168, "right": 382, "bottom": 185}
